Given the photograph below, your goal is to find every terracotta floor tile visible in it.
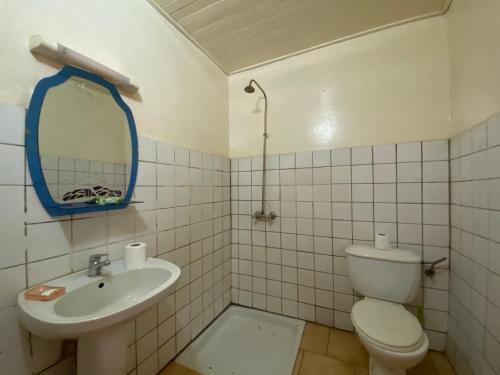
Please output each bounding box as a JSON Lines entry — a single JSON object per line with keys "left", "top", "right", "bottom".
{"left": 408, "top": 351, "right": 456, "bottom": 375}
{"left": 293, "top": 349, "right": 305, "bottom": 375}
{"left": 299, "top": 351, "right": 355, "bottom": 375}
{"left": 160, "top": 362, "right": 202, "bottom": 375}
{"left": 300, "top": 323, "right": 330, "bottom": 355}
{"left": 354, "top": 366, "right": 369, "bottom": 375}
{"left": 327, "top": 328, "right": 369, "bottom": 367}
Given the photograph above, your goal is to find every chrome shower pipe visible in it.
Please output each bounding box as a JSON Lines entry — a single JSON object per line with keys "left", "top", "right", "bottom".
{"left": 244, "top": 79, "right": 276, "bottom": 222}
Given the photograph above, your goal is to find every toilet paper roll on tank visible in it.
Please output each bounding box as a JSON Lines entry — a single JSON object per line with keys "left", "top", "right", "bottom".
{"left": 374, "top": 233, "right": 391, "bottom": 250}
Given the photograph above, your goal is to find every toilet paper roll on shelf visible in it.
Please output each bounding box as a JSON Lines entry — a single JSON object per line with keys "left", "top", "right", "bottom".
{"left": 375, "top": 233, "right": 392, "bottom": 250}
{"left": 125, "top": 242, "right": 146, "bottom": 269}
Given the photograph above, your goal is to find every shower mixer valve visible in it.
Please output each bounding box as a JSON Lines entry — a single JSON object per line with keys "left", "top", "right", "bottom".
{"left": 252, "top": 210, "right": 277, "bottom": 222}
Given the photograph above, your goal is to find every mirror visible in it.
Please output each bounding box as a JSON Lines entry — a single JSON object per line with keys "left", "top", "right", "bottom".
{"left": 26, "top": 66, "right": 138, "bottom": 216}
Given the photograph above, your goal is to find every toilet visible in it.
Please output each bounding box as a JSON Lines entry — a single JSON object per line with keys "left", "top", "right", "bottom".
{"left": 346, "top": 245, "right": 428, "bottom": 375}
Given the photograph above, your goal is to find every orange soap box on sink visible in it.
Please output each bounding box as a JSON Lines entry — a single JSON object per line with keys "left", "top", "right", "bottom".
{"left": 24, "top": 285, "right": 66, "bottom": 301}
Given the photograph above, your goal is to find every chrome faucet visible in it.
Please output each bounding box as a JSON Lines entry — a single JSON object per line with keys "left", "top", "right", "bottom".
{"left": 88, "top": 254, "right": 110, "bottom": 277}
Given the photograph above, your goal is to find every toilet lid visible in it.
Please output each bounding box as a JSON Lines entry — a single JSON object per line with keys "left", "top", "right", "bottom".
{"left": 351, "top": 298, "right": 424, "bottom": 352}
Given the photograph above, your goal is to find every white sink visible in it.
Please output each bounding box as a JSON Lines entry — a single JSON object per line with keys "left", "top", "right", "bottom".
{"left": 18, "top": 258, "right": 181, "bottom": 375}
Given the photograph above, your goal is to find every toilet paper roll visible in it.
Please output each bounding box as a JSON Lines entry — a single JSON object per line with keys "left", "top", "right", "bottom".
{"left": 125, "top": 242, "right": 146, "bottom": 269}
{"left": 375, "top": 233, "right": 391, "bottom": 250}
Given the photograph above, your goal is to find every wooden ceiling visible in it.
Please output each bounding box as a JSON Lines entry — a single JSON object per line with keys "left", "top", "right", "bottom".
{"left": 149, "top": 0, "right": 450, "bottom": 74}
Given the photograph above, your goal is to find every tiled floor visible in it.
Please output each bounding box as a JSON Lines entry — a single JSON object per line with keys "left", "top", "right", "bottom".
{"left": 160, "top": 322, "right": 455, "bottom": 375}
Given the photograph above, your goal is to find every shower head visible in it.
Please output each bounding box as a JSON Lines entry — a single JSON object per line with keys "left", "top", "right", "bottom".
{"left": 243, "top": 79, "right": 266, "bottom": 100}
{"left": 244, "top": 84, "right": 255, "bottom": 93}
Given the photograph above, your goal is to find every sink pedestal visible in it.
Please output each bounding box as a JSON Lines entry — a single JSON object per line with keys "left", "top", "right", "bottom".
{"left": 78, "top": 323, "right": 128, "bottom": 375}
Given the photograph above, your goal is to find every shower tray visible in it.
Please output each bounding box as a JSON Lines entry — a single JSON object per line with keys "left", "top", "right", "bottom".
{"left": 175, "top": 305, "right": 305, "bottom": 375}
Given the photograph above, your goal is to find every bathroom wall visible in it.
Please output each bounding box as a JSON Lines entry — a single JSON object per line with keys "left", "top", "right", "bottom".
{"left": 0, "top": 103, "right": 231, "bottom": 374}
{"left": 0, "top": 0, "right": 228, "bottom": 156}
{"left": 228, "top": 17, "right": 451, "bottom": 158}
{"left": 230, "top": 141, "right": 450, "bottom": 350}
{"left": 446, "top": 0, "right": 500, "bottom": 136}
{"left": 447, "top": 113, "right": 500, "bottom": 375}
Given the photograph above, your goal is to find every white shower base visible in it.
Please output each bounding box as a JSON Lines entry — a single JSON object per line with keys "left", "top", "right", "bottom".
{"left": 175, "top": 306, "right": 305, "bottom": 375}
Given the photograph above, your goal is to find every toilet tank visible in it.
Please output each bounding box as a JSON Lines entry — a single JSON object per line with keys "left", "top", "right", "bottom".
{"left": 346, "top": 245, "right": 421, "bottom": 303}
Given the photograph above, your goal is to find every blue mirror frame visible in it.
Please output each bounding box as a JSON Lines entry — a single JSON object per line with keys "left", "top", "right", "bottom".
{"left": 26, "top": 65, "right": 138, "bottom": 216}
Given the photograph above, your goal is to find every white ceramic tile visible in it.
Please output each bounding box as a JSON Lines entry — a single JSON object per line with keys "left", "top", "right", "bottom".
{"left": 353, "top": 221, "right": 373, "bottom": 241}
{"left": 472, "top": 123, "right": 487, "bottom": 152}
{"left": 138, "top": 137, "right": 156, "bottom": 162}
{"left": 374, "top": 184, "right": 396, "bottom": 203}
{"left": 331, "top": 166, "right": 350, "bottom": 184}
{"left": 423, "top": 225, "right": 449, "bottom": 247}
{"left": 27, "top": 254, "right": 71, "bottom": 287}
{"left": 136, "top": 162, "right": 156, "bottom": 186}
{"left": 423, "top": 140, "right": 448, "bottom": 161}
{"left": 373, "top": 164, "right": 396, "bottom": 183}
{"left": 72, "top": 217, "right": 107, "bottom": 251}
{"left": 423, "top": 204, "right": 449, "bottom": 225}
{"left": 296, "top": 151, "right": 312, "bottom": 168}
{"left": 174, "top": 146, "right": 189, "bottom": 167}
{"left": 487, "top": 113, "right": 500, "bottom": 148}
{"left": 423, "top": 161, "right": 449, "bottom": 182}
{"left": 488, "top": 146, "right": 500, "bottom": 179}
{"left": 398, "top": 223, "right": 422, "bottom": 244}
{"left": 0, "top": 225, "right": 26, "bottom": 268}
{"left": 352, "top": 203, "right": 373, "bottom": 221}
{"left": 397, "top": 162, "right": 422, "bottom": 183}
{"left": 312, "top": 167, "right": 330, "bottom": 185}
{"left": 351, "top": 146, "right": 372, "bottom": 165}
{"left": 397, "top": 204, "right": 422, "bottom": 224}
{"left": 0, "top": 186, "right": 24, "bottom": 226}
{"left": 27, "top": 221, "right": 71, "bottom": 262}
{"left": 312, "top": 149, "right": 330, "bottom": 167}
{"left": 423, "top": 183, "right": 449, "bottom": 204}
{"left": 331, "top": 184, "right": 351, "bottom": 202}
{"left": 0, "top": 307, "right": 26, "bottom": 352}
{"left": 373, "top": 144, "right": 396, "bottom": 164}
{"left": 397, "top": 183, "right": 422, "bottom": 203}
{"left": 0, "top": 266, "right": 25, "bottom": 310}
{"left": 279, "top": 153, "right": 295, "bottom": 169}
{"left": 0, "top": 144, "right": 24, "bottom": 185}
{"left": 331, "top": 148, "right": 350, "bottom": 166}
{"left": 0, "top": 104, "right": 25, "bottom": 146}
{"left": 351, "top": 165, "right": 372, "bottom": 183}
{"left": 397, "top": 142, "right": 421, "bottom": 162}
{"left": 374, "top": 203, "right": 396, "bottom": 222}
{"left": 349, "top": 184, "right": 373, "bottom": 202}
{"left": 157, "top": 142, "right": 174, "bottom": 164}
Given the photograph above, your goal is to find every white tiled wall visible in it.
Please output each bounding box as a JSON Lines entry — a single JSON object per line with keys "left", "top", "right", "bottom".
{"left": 447, "top": 113, "right": 500, "bottom": 375}
{"left": 230, "top": 141, "right": 450, "bottom": 350}
{"left": 0, "top": 103, "right": 232, "bottom": 374}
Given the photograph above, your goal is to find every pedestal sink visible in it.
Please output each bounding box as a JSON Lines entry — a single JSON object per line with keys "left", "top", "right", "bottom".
{"left": 18, "top": 258, "right": 181, "bottom": 375}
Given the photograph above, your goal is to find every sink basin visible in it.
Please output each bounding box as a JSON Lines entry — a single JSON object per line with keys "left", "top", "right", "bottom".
{"left": 18, "top": 257, "right": 181, "bottom": 375}
{"left": 19, "top": 258, "right": 180, "bottom": 338}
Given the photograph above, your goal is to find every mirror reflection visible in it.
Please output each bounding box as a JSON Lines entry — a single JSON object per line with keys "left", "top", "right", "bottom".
{"left": 38, "top": 77, "right": 132, "bottom": 203}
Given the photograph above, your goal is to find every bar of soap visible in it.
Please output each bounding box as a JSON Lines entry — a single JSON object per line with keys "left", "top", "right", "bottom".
{"left": 25, "top": 285, "right": 66, "bottom": 301}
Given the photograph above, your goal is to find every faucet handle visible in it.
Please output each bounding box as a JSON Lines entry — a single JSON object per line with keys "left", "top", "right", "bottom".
{"left": 89, "top": 253, "right": 110, "bottom": 264}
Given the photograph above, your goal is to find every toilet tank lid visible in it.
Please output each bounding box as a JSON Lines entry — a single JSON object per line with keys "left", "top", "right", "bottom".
{"left": 346, "top": 245, "right": 421, "bottom": 264}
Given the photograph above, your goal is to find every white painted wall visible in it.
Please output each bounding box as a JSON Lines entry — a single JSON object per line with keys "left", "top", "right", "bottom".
{"left": 0, "top": 0, "right": 229, "bottom": 156}
{"left": 446, "top": 0, "right": 500, "bottom": 134}
{"left": 228, "top": 17, "right": 451, "bottom": 158}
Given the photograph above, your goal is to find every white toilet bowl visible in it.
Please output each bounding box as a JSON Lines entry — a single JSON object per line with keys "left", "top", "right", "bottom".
{"left": 351, "top": 298, "right": 429, "bottom": 375}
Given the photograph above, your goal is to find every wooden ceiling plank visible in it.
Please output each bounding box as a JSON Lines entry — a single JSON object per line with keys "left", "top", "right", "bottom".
{"left": 171, "top": 0, "right": 221, "bottom": 19}
{"left": 178, "top": 0, "right": 246, "bottom": 30}
{"left": 191, "top": 0, "right": 288, "bottom": 43}
{"left": 204, "top": 0, "right": 318, "bottom": 52}
{"left": 161, "top": 0, "right": 199, "bottom": 14}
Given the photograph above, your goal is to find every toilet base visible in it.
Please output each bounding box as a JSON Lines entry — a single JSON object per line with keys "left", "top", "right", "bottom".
{"left": 369, "top": 357, "right": 405, "bottom": 375}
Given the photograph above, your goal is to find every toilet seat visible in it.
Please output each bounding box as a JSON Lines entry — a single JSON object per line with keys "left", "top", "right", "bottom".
{"left": 351, "top": 298, "right": 425, "bottom": 353}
